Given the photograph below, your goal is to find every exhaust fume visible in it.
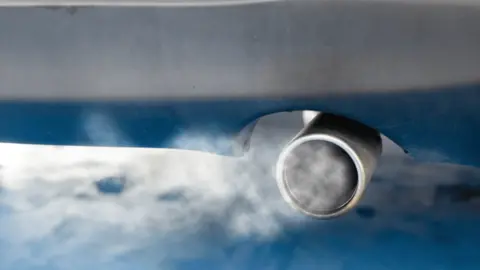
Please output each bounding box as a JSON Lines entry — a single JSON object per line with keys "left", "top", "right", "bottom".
{"left": 276, "top": 113, "right": 382, "bottom": 218}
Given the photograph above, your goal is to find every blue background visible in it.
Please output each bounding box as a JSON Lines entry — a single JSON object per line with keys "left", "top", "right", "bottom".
{"left": 0, "top": 112, "right": 479, "bottom": 270}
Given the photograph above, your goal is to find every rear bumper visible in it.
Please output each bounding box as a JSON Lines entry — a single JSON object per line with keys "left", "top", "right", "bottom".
{"left": 0, "top": 1, "right": 480, "bottom": 100}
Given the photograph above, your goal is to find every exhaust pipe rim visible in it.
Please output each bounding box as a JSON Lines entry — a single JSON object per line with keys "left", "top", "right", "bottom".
{"left": 276, "top": 133, "right": 367, "bottom": 219}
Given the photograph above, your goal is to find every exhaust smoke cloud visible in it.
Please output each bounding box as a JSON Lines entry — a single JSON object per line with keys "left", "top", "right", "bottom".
{"left": 0, "top": 112, "right": 306, "bottom": 269}
{"left": 0, "top": 112, "right": 479, "bottom": 269}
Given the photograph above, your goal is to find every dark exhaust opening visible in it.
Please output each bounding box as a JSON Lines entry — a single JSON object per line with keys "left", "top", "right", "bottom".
{"left": 281, "top": 139, "right": 358, "bottom": 216}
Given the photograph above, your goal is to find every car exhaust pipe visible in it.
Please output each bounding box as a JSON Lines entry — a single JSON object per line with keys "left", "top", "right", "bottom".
{"left": 276, "top": 113, "right": 382, "bottom": 219}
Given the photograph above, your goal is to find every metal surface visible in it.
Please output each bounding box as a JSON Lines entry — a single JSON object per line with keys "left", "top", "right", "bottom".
{"left": 0, "top": 2, "right": 480, "bottom": 99}
{"left": 0, "top": 0, "right": 278, "bottom": 6}
{"left": 2, "top": 0, "right": 480, "bottom": 6}
{"left": 276, "top": 114, "right": 382, "bottom": 218}
{"left": 0, "top": 3, "right": 480, "bottom": 167}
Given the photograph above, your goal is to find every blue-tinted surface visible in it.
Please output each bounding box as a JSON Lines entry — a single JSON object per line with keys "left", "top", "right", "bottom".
{"left": 0, "top": 128, "right": 479, "bottom": 270}
{"left": 0, "top": 85, "right": 479, "bottom": 166}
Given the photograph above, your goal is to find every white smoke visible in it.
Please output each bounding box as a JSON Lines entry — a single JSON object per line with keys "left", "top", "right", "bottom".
{"left": 0, "top": 112, "right": 306, "bottom": 269}
{"left": 0, "top": 112, "right": 479, "bottom": 269}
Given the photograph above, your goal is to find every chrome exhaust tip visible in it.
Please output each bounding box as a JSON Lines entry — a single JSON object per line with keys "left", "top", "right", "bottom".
{"left": 276, "top": 114, "right": 382, "bottom": 219}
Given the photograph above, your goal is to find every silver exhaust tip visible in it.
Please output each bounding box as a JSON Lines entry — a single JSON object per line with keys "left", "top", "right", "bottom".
{"left": 276, "top": 114, "right": 382, "bottom": 219}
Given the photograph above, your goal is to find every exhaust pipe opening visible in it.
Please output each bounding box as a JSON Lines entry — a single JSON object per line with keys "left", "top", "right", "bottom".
{"left": 276, "top": 113, "right": 381, "bottom": 219}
